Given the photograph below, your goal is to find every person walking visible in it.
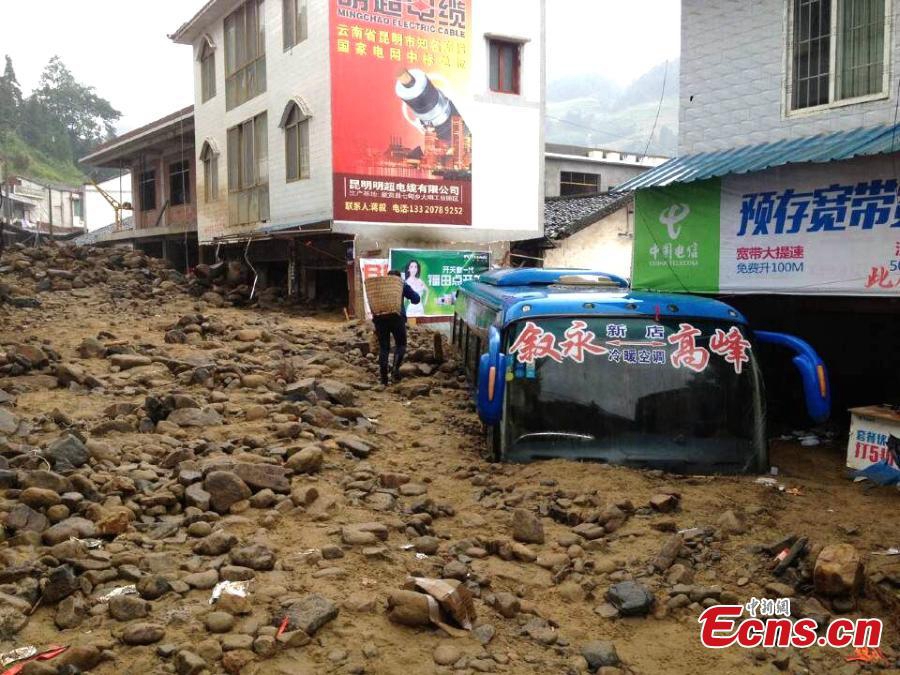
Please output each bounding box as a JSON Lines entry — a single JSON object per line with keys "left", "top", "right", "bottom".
{"left": 372, "top": 271, "right": 420, "bottom": 386}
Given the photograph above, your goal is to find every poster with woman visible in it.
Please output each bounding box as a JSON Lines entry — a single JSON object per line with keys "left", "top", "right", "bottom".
{"left": 390, "top": 249, "right": 490, "bottom": 317}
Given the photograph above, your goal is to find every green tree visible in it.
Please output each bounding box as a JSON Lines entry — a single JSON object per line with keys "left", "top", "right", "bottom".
{"left": 0, "top": 55, "right": 23, "bottom": 132}
{"left": 27, "top": 56, "right": 121, "bottom": 162}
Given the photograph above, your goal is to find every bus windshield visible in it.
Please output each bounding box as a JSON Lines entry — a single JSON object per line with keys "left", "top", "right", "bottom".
{"left": 502, "top": 316, "right": 765, "bottom": 473}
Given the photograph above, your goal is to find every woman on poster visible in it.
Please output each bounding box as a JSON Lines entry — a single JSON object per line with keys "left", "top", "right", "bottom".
{"left": 402, "top": 259, "right": 428, "bottom": 317}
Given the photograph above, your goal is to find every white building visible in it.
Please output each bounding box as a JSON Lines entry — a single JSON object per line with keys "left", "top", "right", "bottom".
{"left": 544, "top": 143, "right": 666, "bottom": 198}
{"left": 172, "top": 0, "right": 545, "bottom": 314}
{"left": 0, "top": 176, "right": 85, "bottom": 233}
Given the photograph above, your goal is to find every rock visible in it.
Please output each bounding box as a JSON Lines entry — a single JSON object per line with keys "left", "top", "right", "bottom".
{"left": 137, "top": 575, "right": 172, "bottom": 600}
{"left": 122, "top": 622, "right": 166, "bottom": 645}
{"left": 316, "top": 379, "right": 357, "bottom": 406}
{"left": 336, "top": 435, "right": 373, "bottom": 458}
{"left": 204, "top": 471, "right": 252, "bottom": 513}
{"left": 77, "top": 337, "right": 107, "bottom": 359}
{"left": 168, "top": 407, "right": 223, "bottom": 427}
{"left": 222, "top": 650, "right": 256, "bottom": 673}
{"left": 512, "top": 509, "right": 545, "bottom": 544}
{"left": 185, "top": 482, "right": 212, "bottom": 511}
{"left": 473, "top": 624, "right": 496, "bottom": 645}
{"left": 109, "top": 594, "right": 150, "bottom": 621}
{"left": 6, "top": 504, "right": 49, "bottom": 532}
{"left": 194, "top": 530, "right": 238, "bottom": 556}
{"left": 42, "top": 565, "right": 79, "bottom": 604}
{"left": 764, "top": 582, "right": 796, "bottom": 598}
{"left": 174, "top": 651, "right": 207, "bottom": 675}
{"left": 230, "top": 544, "right": 275, "bottom": 571}
{"left": 582, "top": 641, "right": 620, "bottom": 671}
{"left": 42, "top": 516, "right": 97, "bottom": 545}
{"left": 0, "top": 408, "right": 20, "bottom": 434}
{"left": 235, "top": 329, "right": 263, "bottom": 342}
{"left": 54, "top": 646, "right": 102, "bottom": 672}
{"left": 10, "top": 344, "right": 48, "bottom": 368}
{"left": 814, "top": 544, "right": 863, "bottom": 597}
{"left": 0, "top": 606, "right": 28, "bottom": 640}
{"left": 493, "top": 592, "right": 520, "bottom": 618}
{"left": 233, "top": 463, "right": 289, "bottom": 493}
{"left": 44, "top": 434, "right": 89, "bottom": 470}
{"left": 651, "top": 535, "right": 684, "bottom": 572}
{"left": 55, "top": 593, "right": 86, "bottom": 629}
{"left": 387, "top": 590, "right": 432, "bottom": 626}
{"left": 433, "top": 642, "right": 462, "bottom": 666}
{"left": 282, "top": 594, "right": 339, "bottom": 635}
{"left": 185, "top": 569, "right": 220, "bottom": 589}
{"left": 286, "top": 446, "right": 323, "bottom": 473}
{"left": 216, "top": 591, "right": 251, "bottom": 616}
{"left": 109, "top": 353, "right": 153, "bottom": 370}
{"left": 606, "top": 581, "right": 654, "bottom": 617}
{"left": 649, "top": 494, "right": 679, "bottom": 513}
{"left": 414, "top": 536, "right": 441, "bottom": 555}
{"left": 205, "top": 611, "right": 236, "bottom": 633}
{"left": 241, "top": 374, "right": 268, "bottom": 389}
{"left": 717, "top": 509, "right": 746, "bottom": 535}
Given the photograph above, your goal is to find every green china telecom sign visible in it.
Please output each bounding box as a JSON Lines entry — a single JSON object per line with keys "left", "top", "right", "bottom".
{"left": 633, "top": 179, "right": 721, "bottom": 293}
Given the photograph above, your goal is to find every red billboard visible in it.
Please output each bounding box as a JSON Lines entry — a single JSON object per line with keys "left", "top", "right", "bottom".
{"left": 330, "top": 0, "right": 473, "bottom": 226}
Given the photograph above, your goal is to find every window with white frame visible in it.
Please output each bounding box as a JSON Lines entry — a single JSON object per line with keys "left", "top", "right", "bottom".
{"left": 790, "top": 0, "right": 890, "bottom": 111}
{"left": 283, "top": 0, "right": 308, "bottom": 50}
{"left": 200, "top": 142, "right": 219, "bottom": 203}
{"left": 227, "top": 112, "right": 269, "bottom": 225}
{"left": 200, "top": 38, "right": 217, "bottom": 103}
{"left": 224, "top": 0, "right": 267, "bottom": 111}
{"left": 281, "top": 101, "right": 310, "bottom": 181}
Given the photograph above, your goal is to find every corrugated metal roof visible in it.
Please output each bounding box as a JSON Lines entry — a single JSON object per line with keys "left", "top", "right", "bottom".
{"left": 618, "top": 123, "right": 900, "bottom": 190}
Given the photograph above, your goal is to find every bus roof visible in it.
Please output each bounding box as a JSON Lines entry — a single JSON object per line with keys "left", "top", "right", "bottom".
{"left": 460, "top": 269, "right": 749, "bottom": 326}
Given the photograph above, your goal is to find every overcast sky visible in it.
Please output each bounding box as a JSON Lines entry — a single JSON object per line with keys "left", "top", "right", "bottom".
{"left": 3, "top": 0, "right": 680, "bottom": 133}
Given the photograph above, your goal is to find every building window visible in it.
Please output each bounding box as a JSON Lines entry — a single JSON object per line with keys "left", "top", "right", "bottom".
{"left": 169, "top": 160, "right": 191, "bottom": 207}
{"left": 225, "top": 0, "right": 267, "bottom": 111}
{"left": 200, "top": 38, "right": 217, "bottom": 103}
{"left": 560, "top": 171, "right": 600, "bottom": 197}
{"left": 139, "top": 171, "right": 156, "bottom": 212}
{"left": 227, "top": 112, "right": 269, "bottom": 225}
{"left": 282, "top": 102, "right": 310, "bottom": 181}
{"left": 201, "top": 142, "right": 219, "bottom": 203}
{"left": 790, "top": 0, "right": 889, "bottom": 111}
{"left": 73, "top": 199, "right": 83, "bottom": 219}
{"left": 489, "top": 39, "right": 521, "bottom": 94}
{"left": 283, "top": 0, "right": 308, "bottom": 50}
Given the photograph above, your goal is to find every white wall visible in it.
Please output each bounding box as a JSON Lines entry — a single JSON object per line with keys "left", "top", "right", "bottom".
{"left": 542, "top": 206, "right": 634, "bottom": 280}
{"left": 680, "top": 0, "right": 900, "bottom": 154}
{"left": 83, "top": 174, "right": 132, "bottom": 231}
{"left": 544, "top": 157, "right": 651, "bottom": 198}
{"left": 188, "top": 0, "right": 544, "bottom": 244}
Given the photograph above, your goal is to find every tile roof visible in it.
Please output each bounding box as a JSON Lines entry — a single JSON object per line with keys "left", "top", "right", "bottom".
{"left": 543, "top": 192, "right": 633, "bottom": 240}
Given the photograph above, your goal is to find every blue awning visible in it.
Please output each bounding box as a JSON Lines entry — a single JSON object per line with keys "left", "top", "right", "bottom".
{"left": 619, "top": 123, "right": 900, "bottom": 190}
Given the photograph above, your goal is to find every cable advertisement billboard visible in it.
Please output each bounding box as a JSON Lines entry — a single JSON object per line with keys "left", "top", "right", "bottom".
{"left": 330, "top": 0, "right": 473, "bottom": 226}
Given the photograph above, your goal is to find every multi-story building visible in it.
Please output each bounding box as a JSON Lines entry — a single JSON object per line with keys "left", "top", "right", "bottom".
{"left": 544, "top": 143, "right": 667, "bottom": 198}
{"left": 0, "top": 175, "right": 85, "bottom": 234}
{"left": 171, "top": 0, "right": 545, "bottom": 316}
{"left": 80, "top": 107, "right": 199, "bottom": 271}
{"left": 620, "top": 0, "right": 900, "bottom": 424}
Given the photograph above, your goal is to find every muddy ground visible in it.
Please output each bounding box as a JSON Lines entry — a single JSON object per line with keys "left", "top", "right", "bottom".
{"left": 0, "top": 245, "right": 898, "bottom": 675}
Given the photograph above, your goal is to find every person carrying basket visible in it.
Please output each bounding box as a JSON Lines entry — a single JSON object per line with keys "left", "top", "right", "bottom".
{"left": 365, "top": 271, "right": 421, "bottom": 386}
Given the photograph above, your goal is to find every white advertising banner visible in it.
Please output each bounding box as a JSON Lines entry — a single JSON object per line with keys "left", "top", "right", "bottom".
{"left": 720, "top": 157, "right": 900, "bottom": 296}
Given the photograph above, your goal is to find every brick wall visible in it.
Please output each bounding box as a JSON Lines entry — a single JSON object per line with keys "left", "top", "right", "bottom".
{"left": 680, "top": 0, "right": 900, "bottom": 155}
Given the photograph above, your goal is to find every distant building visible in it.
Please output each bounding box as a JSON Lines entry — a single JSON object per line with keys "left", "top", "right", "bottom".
{"left": 79, "top": 107, "right": 198, "bottom": 271}
{"left": 544, "top": 143, "right": 666, "bottom": 198}
{"left": 0, "top": 175, "right": 85, "bottom": 234}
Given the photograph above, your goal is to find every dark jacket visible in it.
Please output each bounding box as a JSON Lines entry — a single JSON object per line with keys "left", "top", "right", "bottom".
{"left": 401, "top": 283, "right": 421, "bottom": 318}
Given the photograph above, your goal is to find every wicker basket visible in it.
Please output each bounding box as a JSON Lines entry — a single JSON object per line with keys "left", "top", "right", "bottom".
{"left": 365, "top": 275, "right": 404, "bottom": 317}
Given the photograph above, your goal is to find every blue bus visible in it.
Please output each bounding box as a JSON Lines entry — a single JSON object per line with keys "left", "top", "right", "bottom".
{"left": 453, "top": 269, "right": 830, "bottom": 474}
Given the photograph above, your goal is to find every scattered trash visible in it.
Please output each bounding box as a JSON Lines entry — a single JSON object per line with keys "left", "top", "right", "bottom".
{"left": 0, "top": 648, "right": 37, "bottom": 669}
{"left": 786, "top": 487, "right": 804, "bottom": 496}
{"left": 800, "top": 435, "right": 820, "bottom": 447}
{"left": 1, "top": 646, "right": 68, "bottom": 675}
{"left": 770, "top": 466, "right": 779, "bottom": 476}
{"left": 209, "top": 581, "right": 250, "bottom": 605}
{"left": 276, "top": 616, "right": 289, "bottom": 638}
{"left": 96, "top": 585, "right": 138, "bottom": 602}
{"left": 70, "top": 537, "right": 103, "bottom": 549}
{"left": 754, "top": 477, "right": 785, "bottom": 491}
{"left": 399, "top": 544, "right": 415, "bottom": 551}
{"left": 853, "top": 460, "right": 900, "bottom": 486}
{"left": 413, "top": 577, "right": 476, "bottom": 631}
{"left": 415, "top": 553, "right": 428, "bottom": 560}
{"left": 872, "top": 547, "right": 900, "bottom": 556}
{"left": 846, "top": 647, "right": 885, "bottom": 664}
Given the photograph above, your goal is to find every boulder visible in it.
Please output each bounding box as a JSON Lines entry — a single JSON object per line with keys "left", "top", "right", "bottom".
{"left": 282, "top": 594, "right": 339, "bottom": 635}
{"left": 204, "top": 471, "right": 251, "bottom": 513}
{"left": 512, "top": 509, "right": 545, "bottom": 544}
{"left": 814, "top": 544, "right": 863, "bottom": 597}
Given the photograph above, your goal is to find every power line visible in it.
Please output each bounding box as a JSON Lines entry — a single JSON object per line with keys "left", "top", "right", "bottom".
{"left": 643, "top": 60, "right": 669, "bottom": 158}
